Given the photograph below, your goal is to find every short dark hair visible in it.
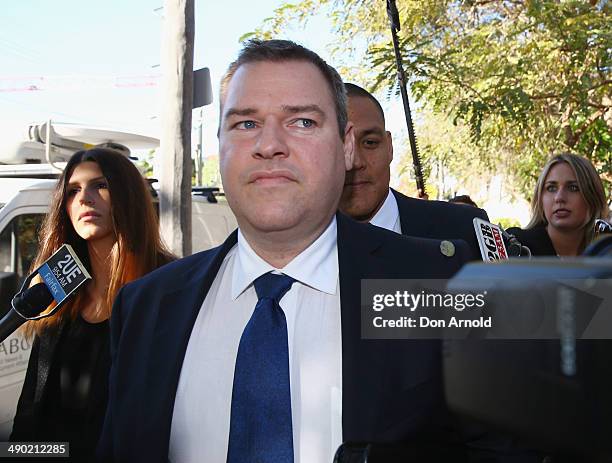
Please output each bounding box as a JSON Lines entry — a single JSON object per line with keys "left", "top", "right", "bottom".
{"left": 344, "top": 82, "right": 386, "bottom": 125}
{"left": 449, "top": 195, "right": 478, "bottom": 208}
{"left": 220, "top": 39, "right": 348, "bottom": 139}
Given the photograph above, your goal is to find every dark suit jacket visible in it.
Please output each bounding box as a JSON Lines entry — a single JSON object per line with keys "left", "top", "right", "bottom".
{"left": 11, "top": 318, "right": 110, "bottom": 462}
{"left": 392, "top": 189, "right": 489, "bottom": 261}
{"left": 10, "top": 324, "right": 65, "bottom": 442}
{"left": 98, "top": 214, "right": 474, "bottom": 462}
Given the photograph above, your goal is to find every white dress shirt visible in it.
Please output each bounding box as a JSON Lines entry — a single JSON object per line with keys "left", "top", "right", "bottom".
{"left": 369, "top": 188, "right": 402, "bottom": 234}
{"left": 169, "top": 218, "right": 343, "bottom": 463}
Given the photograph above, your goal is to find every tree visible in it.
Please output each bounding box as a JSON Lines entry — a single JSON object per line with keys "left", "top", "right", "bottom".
{"left": 250, "top": 0, "right": 611, "bottom": 200}
{"left": 405, "top": 109, "right": 492, "bottom": 201}
{"left": 136, "top": 149, "right": 156, "bottom": 178}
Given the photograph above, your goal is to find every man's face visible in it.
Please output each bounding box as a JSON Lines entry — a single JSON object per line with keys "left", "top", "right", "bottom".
{"left": 340, "top": 95, "right": 392, "bottom": 222}
{"left": 219, "top": 60, "right": 354, "bottom": 241}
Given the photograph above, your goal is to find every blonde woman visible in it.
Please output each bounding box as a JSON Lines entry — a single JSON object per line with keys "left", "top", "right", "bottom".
{"left": 508, "top": 153, "right": 609, "bottom": 256}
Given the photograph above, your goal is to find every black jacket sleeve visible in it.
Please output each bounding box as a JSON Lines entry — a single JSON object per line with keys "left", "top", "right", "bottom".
{"left": 10, "top": 335, "right": 41, "bottom": 441}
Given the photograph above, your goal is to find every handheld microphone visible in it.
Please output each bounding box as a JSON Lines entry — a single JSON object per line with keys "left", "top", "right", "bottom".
{"left": 1, "top": 244, "right": 91, "bottom": 343}
{"left": 0, "top": 283, "right": 53, "bottom": 343}
{"left": 594, "top": 219, "right": 612, "bottom": 238}
{"left": 473, "top": 218, "right": 532, "bottom": 260}
{"left": 473, "top": 218, "right": 510, "bottom": 261}
{"left": 35, "top": 244, "right": 91, "bottom": 306}
{"left": 500, "top": 227, "right": 531, "bottom": 257}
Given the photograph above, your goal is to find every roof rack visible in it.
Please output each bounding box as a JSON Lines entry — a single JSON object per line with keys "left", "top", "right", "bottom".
{"left": 0, "top": 121, "right": 159, "bottom": 168}
{"left": 0, "top": 162, "right": 68, "bottom": 179}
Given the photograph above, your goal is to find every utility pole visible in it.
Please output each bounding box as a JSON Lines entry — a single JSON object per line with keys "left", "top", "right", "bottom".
{"left": 159, "top": 0, "right": 194, "bottom": 257}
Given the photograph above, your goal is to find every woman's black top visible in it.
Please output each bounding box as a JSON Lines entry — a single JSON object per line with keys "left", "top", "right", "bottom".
{"left": 506, "top": 225, "right": 557, "bottom": 257}
{"left": 11, "top": 315, "right": 110, "bottom": 463}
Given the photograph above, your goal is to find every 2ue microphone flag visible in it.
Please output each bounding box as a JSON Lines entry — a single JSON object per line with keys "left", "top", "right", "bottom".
{"left": 37, "top": 244, "right": 91, "bottom": 305}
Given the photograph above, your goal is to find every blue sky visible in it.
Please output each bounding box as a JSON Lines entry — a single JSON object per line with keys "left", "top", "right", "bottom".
{"left": 0, "top": 1, "right": 409, "bottom": 158}
{"left": 1, "top": 1, "right": 163, "bottom": 128}
{"left": 0, "top": 1, "right": 339, "bottom": 153}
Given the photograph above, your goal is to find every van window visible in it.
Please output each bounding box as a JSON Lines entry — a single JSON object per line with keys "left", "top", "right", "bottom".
{"left": 0, "top": 214, "right": 45, "bottom": 281}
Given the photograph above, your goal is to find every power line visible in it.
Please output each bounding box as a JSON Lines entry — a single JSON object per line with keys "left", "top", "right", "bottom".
{"left": 0, "top": 74, "right": 162, "bottom": 93}
{"left": 0, "top": 94, "right": 154, "bottom": 129}
{"left": 0, "top": 94, "right": 93, "bottom": 121}
{"left": 0, "top": 33, "right": 43, "bottom": 63}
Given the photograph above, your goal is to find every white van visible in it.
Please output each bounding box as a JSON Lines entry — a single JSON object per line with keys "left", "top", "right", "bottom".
{"left": 0, "top": 122, "right": 237, "bottom": 438}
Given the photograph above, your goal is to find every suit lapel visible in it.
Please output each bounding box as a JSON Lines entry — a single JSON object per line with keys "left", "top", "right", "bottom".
{"left": 337, "top": 215, "right": 445, "bottom": 442}
{"left": 139, "top": 231, "right": 238, "bottom": 458}
{"left": 392, "top": 188, "right": 433, "bottom": 238}
{"left": 337, "top": 214, "right": 389, "bottom": 440}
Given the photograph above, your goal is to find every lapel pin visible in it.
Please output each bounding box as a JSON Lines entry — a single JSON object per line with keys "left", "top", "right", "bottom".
{"left": 440, "top": 240, "right": 455, "bottom": 257}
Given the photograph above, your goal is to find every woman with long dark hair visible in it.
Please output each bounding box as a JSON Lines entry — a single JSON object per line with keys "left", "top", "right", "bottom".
{"left": 11, "top": 148, "right": 174, "bottom": 461}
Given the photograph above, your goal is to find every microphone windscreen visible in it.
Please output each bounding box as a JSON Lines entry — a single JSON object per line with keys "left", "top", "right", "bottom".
{"left": 13, "top": 282, "right": 54, "bottom": 317}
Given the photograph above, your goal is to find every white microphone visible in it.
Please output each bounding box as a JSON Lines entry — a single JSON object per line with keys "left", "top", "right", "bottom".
{"left": 473, "top": 218, "right": 529, "bottom": 261}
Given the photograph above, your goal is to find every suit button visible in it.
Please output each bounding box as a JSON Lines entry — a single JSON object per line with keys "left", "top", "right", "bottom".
{"left": 440, "top": 240, "right": 456, "bottom": 257}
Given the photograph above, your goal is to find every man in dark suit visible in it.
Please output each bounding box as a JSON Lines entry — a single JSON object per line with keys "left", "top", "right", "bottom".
{"left": 98, "top": 40, "right": 502, "bottom": 463}
{"left": 341, "top": 83, "right": 488, "bottom": 260}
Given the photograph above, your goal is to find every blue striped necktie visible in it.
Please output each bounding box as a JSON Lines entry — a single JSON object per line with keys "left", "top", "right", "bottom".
{"left": 227, "top": 272, "right": 295, "bottom": 463}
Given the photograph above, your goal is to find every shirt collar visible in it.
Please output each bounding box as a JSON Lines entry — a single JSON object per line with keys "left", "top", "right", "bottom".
{"left": 231, "top": 217, "right": 338, "bottom": 299}
{"left": 369, "top": 189, "right": 400, "bottom": 232}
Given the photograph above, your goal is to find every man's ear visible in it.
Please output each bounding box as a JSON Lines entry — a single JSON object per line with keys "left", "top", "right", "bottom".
{"left": 343, "top": 122, "right": 355, "bottom": 171}
{"left": 386, "top": 130, "right": 393, "bottom": 165}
